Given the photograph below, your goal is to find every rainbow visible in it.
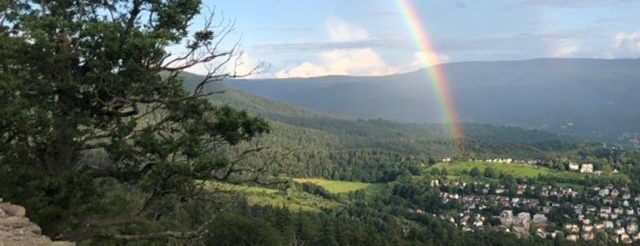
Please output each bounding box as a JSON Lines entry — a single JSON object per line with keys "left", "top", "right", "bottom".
{"left": 395, "top": 0, "right": 465, "bottom": 142}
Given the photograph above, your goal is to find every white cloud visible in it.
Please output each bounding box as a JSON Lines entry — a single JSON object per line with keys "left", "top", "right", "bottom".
{"left": 325, "top": 18, "right": 370, "bottom": 43}
{"left": 272, "top": 18, "right": 452, "bottom": 78}
{"left": 275, "top": 49, "right": 451, "bottom": 78}
{"left": 275, "top": 62, "right": 330, "bottom": 78}
{"left": 547, "top": 39, "right": 580, "bottom": 57}
{"left": 552, "top": 44, "right": 580, "bottom": 57}
{"left": 275, "top": 48, "right": 394, "bottom": 78}
{"left": 611, "top": 32, "right": 640, "bottom": 57}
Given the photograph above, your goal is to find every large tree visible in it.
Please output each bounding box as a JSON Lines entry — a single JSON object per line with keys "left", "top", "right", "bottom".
{"left": 0, "top": 0, "right": 274, "bottom": 241}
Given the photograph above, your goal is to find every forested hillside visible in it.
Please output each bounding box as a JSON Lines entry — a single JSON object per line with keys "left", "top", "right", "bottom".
{"left": 182, "top": 73, "right": 579, "bottom": 182}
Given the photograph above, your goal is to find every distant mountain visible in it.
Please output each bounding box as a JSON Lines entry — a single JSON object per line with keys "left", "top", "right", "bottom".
{"left": 225, "top": 58, "right": 640, "bottom": 143}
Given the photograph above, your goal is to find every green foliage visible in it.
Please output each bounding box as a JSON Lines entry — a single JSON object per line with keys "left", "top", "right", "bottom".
{"left": 429, "top": 161, "right": 554, "bottom": 179}
{"left": 0, "top": 0, "right": 270, "bottom": 241}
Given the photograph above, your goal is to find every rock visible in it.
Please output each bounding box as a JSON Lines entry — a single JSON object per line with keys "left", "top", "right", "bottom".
{"left": 0, "top": 202, "right": 74, "bottom": 246}
{"left": 0, "top": 203, "right": 27, "bottom": 217}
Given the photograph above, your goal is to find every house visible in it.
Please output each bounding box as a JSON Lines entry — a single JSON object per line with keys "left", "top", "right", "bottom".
{"left": 566, "top": 235, "right": 579, "bottom": 242}
{"left": 615, "top": 207, "right": 625, "bottom": 215}
{"left": 565, "top": 224, "right": 580, "bottom": 234}
{"left": 615, "top": 228, "right": 626, "bottom": 235}
{"left": 569, "top": 163, "right": 580, "bottom": 171}
{"left": 580, "top": 164, "right": 594, "bottom": 173}
{"left": 581, "top": 232, "right": 595, "bottom": 241}
{"left": 603, "top": 198, "right": 614, "bottom": 205}
{"left": 442, "top": 157, "right": 452, "bottom": 162}
{"left": 599, "top": 188, "right": 610, "bottom": 197}
{"left": 516, "top": 212, "right": 531, "bottom": 226}
{"left": 605, "top": 221, "right": 615, "bottom": 229}
{"left": 582, "top": 225, "right": 594, "bottom": 233}
{"left": 500, "top": 210, "right": 514, "bottom": 226}
{"left": 594, "top": 223, "right": 605, "bottom": 231}
{"left": 473, "top": 220, "right": 484, "bottom": 227}
{"left": 611, "top": 189, "right": 620, "bottom": 198}
{"left": 533, "top": 214, "right": 548, "bottom": 225}
{"left": 627, "top": 223, "right": 639, "bottom": 234}
{"left": 601, "top": 206, "right": 612, "bottom": 214}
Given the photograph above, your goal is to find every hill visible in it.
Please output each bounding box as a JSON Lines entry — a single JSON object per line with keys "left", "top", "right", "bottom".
{"left": 225, "top": 58, "right": 640, "bottom": 143}
{"left": 181, "top": 73, "right": 578, "bottom": 182}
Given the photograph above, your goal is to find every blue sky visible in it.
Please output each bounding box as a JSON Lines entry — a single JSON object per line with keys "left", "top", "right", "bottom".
{"left": 182, "top": 0, "right": 640, "bottom": 77}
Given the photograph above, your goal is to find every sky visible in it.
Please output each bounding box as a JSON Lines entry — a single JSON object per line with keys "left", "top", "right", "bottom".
{"left": 178, "top": 0, "right": 640, "bottom": 78}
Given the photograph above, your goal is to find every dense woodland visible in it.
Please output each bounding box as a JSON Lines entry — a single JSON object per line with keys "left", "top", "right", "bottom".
{"left": 2, "top": 1, "right": 640, "bottom": 246}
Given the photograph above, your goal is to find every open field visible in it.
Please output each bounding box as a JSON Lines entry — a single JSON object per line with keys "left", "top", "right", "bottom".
{"left": 293, "top": 178, "right": 385, "bottom": 194}
{"left": 204, "top": 181, "right": 342, "bottom": 212}
{"left": 428, "top": 161, "right": 554, "bottom": 178}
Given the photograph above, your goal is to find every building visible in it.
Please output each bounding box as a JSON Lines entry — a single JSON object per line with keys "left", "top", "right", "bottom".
{"left": 580, "top": 164, "right": 594, "bottom": 173}
{"left": 569, "top": 163, "right": 580, "bottom": 171}
{"left": 566, "top": 235, "right": 579, "bottom": 242}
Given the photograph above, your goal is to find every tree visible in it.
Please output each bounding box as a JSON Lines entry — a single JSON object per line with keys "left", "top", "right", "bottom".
{"left": 484, "top": 167, "right": 496, "bottom": 178}
{"left": 0, "top": 0, "right": 272, "bottom": 241}
{"left": 470, "top": 167, "right": 481, "bottom": 177}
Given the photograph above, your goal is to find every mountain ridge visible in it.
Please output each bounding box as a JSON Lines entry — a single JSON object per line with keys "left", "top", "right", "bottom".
{"left": 224, "top": 58, "right": 640, "bottom": 143}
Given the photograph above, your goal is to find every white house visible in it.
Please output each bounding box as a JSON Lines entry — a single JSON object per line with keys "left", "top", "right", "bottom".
{"left": 569, "top": 163, "right": 580, "bottom": 171}
{"left": 580, "top": 164, "right": 594, "bottom": 173}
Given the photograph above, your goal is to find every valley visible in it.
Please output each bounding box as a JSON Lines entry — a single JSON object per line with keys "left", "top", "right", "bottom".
{"left": 3, "top": 2, "right": 640, "bottom": 245}
{"left": 184, "top": 73, "right": 640, "bottom": 244}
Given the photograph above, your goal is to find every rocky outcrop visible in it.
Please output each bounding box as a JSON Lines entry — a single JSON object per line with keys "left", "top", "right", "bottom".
{"left": 0, "top": 202, "right": 74, "bottom": 246}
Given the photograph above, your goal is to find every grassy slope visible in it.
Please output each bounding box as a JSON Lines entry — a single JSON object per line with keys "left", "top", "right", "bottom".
{"left": 205, "top": 181, "right": 342, "bottom": 212}
{"left": 293, "top": 178, "right": 386, "bottom": 194}
{"left": 205, "top": 178, "right": 388, "bottom": 213}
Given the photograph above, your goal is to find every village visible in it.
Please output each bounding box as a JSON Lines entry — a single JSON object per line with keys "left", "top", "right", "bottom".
{"left": 429, "top": 158, "right": 637, "bottom": 244}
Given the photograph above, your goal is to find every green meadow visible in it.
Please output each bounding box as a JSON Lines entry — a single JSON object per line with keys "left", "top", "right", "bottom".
{"left": 292, "top": 178, "right": 386, "bottom": 194}
{"left": 204, "top": 181, "right": 344, "bottom": 212}
{"left": 428, "top": 161, "right": 554, "bottom": 178}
